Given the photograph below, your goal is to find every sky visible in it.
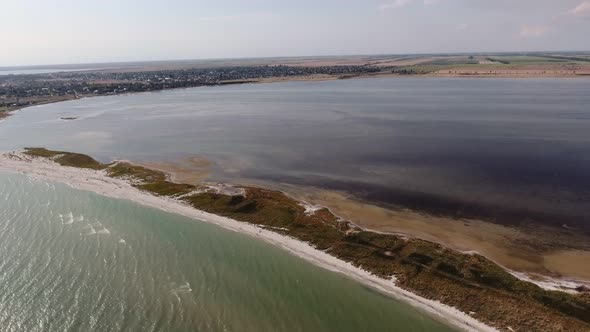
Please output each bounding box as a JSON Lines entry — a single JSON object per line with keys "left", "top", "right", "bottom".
{"left": 1, "top": 0, "right": 590, "bottom": 66}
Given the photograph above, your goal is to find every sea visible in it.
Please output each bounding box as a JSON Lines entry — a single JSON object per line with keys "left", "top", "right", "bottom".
{"left": 0, "top": 172, "right": 452, "bottom": 331}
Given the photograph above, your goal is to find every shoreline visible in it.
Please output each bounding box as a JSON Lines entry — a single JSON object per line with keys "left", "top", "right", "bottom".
{"left": 215, "top": 178, "right": 590, "bottom": 285}
{"left": 3, "top": 72, "right": 590, "bottom": 121}
{"left": 118, "top": 158, "right": 590, "bottom": 288}
{"left": 266, "top": 187, "right": 588, "bottom": 287}
{"left": 127, "top": 157, "right": 590, "bottom": 287}
{"left": 3, "top": 150, "right": 590, "bottom": 331}
{"left": 0, "top": 152, "right": 497, "bottom": 332}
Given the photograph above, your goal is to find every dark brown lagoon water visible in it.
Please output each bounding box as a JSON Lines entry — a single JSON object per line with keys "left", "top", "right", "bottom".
{"left": 2, "top": 77, "right": 590, "bottom": 230}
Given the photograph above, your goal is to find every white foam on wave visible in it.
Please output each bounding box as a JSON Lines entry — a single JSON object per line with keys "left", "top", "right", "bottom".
{"left": 508, "top": 270, "right": 588, "bottom": 294}
{"left": 177, "top": 282, "right": 192, "bottom": 294}
{"left": 63, "top": 212, "right": 74, "bottom": 225}
{"left": 84, "top": 223, "right": 96, "bottom": 235}
{"left": 97, "top": 228, "right": 110, "bottom": 235}
{"left": 171, "top": 282, "right": 193, "bottom": 302}
{"left": 300, "top": 202, "right": 323, "bottom": 216}
{"left": 83, "top": 221, "right": 110, "bottom": 235}
{"left": 118, "top": 238, "right": 126, "bottom": 244}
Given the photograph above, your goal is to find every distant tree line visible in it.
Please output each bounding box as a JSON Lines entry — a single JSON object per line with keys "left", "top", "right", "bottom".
{"left": 486, "top": 57, "right": 510, "bottom": 64}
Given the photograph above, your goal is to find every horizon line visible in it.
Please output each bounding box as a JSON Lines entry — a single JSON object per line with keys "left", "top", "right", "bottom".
{"left": 2, "top": 49, "right": 590, "bottom": 70}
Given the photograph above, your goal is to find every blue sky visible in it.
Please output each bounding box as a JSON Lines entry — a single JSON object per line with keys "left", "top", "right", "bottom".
{"left": 2, "top": 0, "right": 590, "bottom": 66}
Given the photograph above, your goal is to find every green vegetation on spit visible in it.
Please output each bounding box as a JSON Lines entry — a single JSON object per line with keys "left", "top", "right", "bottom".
{"left": 0, "top": 107, "right": 10, "bottom": 117}
{"left": 23, "top": 148, "right": 590, "bottom": 332}
{"left": 24, "top": 148, "right": 105, "bottom": 169}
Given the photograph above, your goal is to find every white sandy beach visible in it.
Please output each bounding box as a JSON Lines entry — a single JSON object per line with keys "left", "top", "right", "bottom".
{"left": 0, "top": 152, "right": 499, "bottom": 332}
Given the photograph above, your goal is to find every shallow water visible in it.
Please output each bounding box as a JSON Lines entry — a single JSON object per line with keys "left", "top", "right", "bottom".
{"left": 0, "top": 172, "right": 454, "bottom": 331}
{"left": 1, "top": 77, "right": 589, "bottom": 229}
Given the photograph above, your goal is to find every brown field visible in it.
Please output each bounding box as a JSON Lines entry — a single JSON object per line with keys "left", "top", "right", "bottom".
{"left": 370, "top": 56, "right": 464, "bottom": 67}
{"left": 431, "top": 63, "right": 590, "bottom": 77}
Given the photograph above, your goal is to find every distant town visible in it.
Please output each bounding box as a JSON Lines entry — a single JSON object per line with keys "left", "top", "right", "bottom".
{"left": 0, "top": 65, "right": 380, "bottom": 115}
{"left": 2, "top": 52, "right": 590, "bottom": 117}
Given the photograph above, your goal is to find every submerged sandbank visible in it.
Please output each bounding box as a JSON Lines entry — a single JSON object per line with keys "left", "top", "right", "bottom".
{"left": 288, "top": 187, "right": 590, "bottom": 283}
{"left": 152, "top": 158, "right": 590, "bottom": 284}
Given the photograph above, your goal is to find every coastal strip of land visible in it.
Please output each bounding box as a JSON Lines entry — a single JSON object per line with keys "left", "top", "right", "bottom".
{"left": 1, "top": 149, "right": 590, "bottom": 332}
{"left": 3, "top": 53, "right": 590, "bottom": 119}
{"left": 289, "top": 187, "right": 590, "bottom": 283}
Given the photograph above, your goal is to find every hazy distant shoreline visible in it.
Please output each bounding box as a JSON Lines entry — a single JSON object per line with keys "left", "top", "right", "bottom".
{"left": 3, "top": 52, "right": 590, "bottom": 119}
{"left": 4, "top": 68, "right": 590, "bottom": 121}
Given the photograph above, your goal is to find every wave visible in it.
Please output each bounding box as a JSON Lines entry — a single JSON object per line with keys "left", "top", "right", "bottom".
{"left": 176, "top": 282, "right": 192, "bottom": 294}
{"left": 171, "top": 282, "right": 193, "bottom": 302}
{"left": 63, "top": 212, "right": 74, "bottom": 225}
{"left": 97, "top": 228, "right": 110, "bottom": 235}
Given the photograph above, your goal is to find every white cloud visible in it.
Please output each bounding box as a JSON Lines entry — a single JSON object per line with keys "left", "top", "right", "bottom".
{"left": 567, "top": 1, "right": 590, "bottom": 17}
{"left": 519, "top": 25, "right": 548, "bottom": 38}
{"left": 379, "top": 0, "right": 439, "bottom": 10}
{"left": 456, "top": 23, "right": 468, "bottom": 30}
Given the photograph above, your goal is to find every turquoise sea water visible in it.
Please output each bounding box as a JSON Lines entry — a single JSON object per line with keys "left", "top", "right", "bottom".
{"left": 0, "top": 172, "right": 454, "bottom": 331}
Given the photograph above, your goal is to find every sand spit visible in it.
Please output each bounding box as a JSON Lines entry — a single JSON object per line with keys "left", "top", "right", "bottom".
{"left": 0, "top": 152, "right": 498, "bottom": 332}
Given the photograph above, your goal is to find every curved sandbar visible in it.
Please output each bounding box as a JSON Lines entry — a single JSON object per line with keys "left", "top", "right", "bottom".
{"left": 1, "top": 148, "right": 589, "bottom": 332}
